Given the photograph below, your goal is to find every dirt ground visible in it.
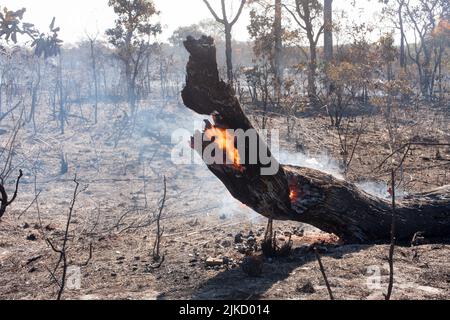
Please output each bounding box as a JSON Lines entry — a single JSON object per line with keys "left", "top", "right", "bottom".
{"left": 0, "top": 98, "right": 449, "bottom": 300}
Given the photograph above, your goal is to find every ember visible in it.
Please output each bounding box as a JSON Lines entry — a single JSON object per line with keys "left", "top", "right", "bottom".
{"left": 289, "top": 188, "right": 298, "bottom": 202}
{"left": 289, "top": 177, "right": 299, "bottom": 203}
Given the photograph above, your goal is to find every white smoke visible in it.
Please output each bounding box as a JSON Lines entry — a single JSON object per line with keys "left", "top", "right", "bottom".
{"left": 217, "top": 193, "right": 263, "bottom": 222}
{"left": 278, "top": 150, "right": 408, "bottom": 200}
{"left": 356, "top": 180, "right": 390, "bottom": 199}
{"left": 278, "top": 151, "right": 344, "bottom": 180}
{"left": 356, "top": 180, "right": 408, "bottom": 199}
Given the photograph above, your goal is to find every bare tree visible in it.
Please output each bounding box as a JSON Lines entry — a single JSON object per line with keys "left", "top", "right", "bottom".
{"left": 323, "top": 0, "right": 333, "bottom": 62}
{"left": 397, "top": 0, "right": 407, "bottom": 70}
{"left": 26, "top": 56, "right": 41, "bottom": 133}
{"left": 86, "top": 32, "right": 99, "bottom": 124}
{"left": 202, "top": 0, "right": 247, "bottom": 82}
{"left": 284, "top": 0, "right": 324, "bottom": 104}
{"left": 336, "top": 117, "right": 365, "bottom": 177}
{"left": 274, "top": 0, "right": 283, "bottom": 100}
{"left": 57, "top": 54, "right": 65, "bottom": 134}
{"left": 402, "top": 0, "right": 448, "bottom": 98}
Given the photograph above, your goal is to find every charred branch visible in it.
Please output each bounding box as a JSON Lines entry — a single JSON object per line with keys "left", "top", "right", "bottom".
{"left": 0, "top": 169, "right": 24, "bottom": 219}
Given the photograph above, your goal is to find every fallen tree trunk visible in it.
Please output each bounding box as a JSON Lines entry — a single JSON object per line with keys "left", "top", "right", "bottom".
{"left": 181, "top": 36, "right": 450, "bottom": 244}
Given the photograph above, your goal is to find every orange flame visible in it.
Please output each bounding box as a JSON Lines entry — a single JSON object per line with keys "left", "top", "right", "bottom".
{"left": 205, "top": 126, "right": 242, "bottom": 170}
{"left": 289, "top": 177, "right": 299, "bottom": 203}
{"left": 289, "top": 189, "right": 298, "bottom": 202}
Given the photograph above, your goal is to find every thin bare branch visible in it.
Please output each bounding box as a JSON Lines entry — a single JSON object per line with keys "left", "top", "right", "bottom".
{"left": 314, "top": 247, "right": 335, "bottom": 300}
{"left": 385, "top": 170, "right": 397, "bottom": 300}
{"left": 202, "top": 0, "right": 225, "bottom": 24}
{"left": 230, "top": 0, "right": 247, "bottom": 26}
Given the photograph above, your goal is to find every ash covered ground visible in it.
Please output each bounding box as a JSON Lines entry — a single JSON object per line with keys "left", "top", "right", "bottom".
{"left": 0, "top": 98, "right": 449, "bottom": 300}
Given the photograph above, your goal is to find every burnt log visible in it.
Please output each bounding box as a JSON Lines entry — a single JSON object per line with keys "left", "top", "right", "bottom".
{"left": 181, "top": 36, "right": 450, "bottom": 244}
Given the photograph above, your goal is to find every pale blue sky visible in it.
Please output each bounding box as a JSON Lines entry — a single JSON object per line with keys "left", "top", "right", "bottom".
{"left": 0, "top": 0, "right": 386, "bottom": 44}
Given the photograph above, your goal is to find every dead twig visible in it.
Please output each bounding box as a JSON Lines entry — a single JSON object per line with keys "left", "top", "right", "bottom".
{"left": 385, "top": 170, "right": 397, "bottom": 301}
{"left": 0, "top": 107, "right": 24, "bottom": 179}
{"left": 33, "top": 173, "right": 45, "bottom": 236}
{"left": 152, "top": 176, "right": 166, "bottom": 262}
{"left": 85, "top": 206, "right": 101, "bottom": 236}
{"left": 0, "top": 100, "right": 23, "bottom": 122}
{"left": 17, "top": 190, "right": 41, "bottom": 219}
{"left": 81, "top": 243, "right": 93, "bottom": 267}
{"left": 0, "top": 169, "right": 23, "bottom": 219}
{"left": 314, "top": 247, "right": 335, "bottom": 300}
{"left": 47, "top": 175, "right": 80, "bottom": 300}
{"left": 376, "top": 142, "right": 450, "bottom": 172}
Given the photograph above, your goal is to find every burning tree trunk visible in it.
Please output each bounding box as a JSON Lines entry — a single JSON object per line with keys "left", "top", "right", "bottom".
{"left": 181, "top": 36, "right": 450, "bottom": 244}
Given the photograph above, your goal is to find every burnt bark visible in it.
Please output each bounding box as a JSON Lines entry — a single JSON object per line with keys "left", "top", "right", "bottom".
{"left": 0, "top": 170, "right": 23, "bottom": 219}
{"left": 274, "top": 0, "right": 283, "bottom": 101}
{"left": 323, "top": 0, "right": 333, "bottom": 63}
{"left": 181, "top": 36, "right": 450, "bottom": 244}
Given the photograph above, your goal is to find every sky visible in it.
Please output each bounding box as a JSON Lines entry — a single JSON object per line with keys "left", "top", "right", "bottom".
{"left": 0, "top": 0, "right": 387, "bottom": 44}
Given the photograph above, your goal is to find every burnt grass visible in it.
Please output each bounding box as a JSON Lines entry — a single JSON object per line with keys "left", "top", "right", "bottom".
{"left": 0, "top": 100, "right": 449, "bottom": 300}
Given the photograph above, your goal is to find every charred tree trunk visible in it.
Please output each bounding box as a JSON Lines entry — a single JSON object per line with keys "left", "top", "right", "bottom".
{"left": 224, "top": 24, "right": 234, "bottom": 83}
{"left": 89, "top": 37, "right": 99, "bottom": 124}
{"left": 274, "top": 0, "right": 283, "bottom": 102}
{"left": 57, "top": 55, "right": 65, "bottom": 135}
{"left": 398, "top": 0, "right": 407, "bottom": 70}
{"left": 323, "top": 0, "right": 333, "bottom": 63}
{"left": 181, "top": 36, "right": 450, "bottom": 244}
